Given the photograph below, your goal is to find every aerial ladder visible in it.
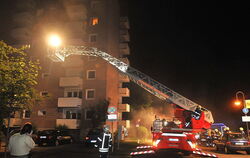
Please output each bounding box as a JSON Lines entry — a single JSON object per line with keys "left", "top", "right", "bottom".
{"left": 47, "top": 45, "right": 216, "bottom": 157}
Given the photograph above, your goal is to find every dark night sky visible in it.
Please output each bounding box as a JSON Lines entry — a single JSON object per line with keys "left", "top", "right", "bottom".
{"left": 122, "top": 1, "right": 250, "bottom": 128}
{"left": 1, "top": 1, "right": 250, "bottom": 128}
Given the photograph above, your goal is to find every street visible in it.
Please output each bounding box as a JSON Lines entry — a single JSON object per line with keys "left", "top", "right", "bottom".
{"left": 1, "top": 142, "right": 250, "bottom": 158}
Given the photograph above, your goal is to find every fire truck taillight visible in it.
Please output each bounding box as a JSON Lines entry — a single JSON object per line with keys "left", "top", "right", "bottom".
{"left": 153, "top": 139, "right": 161, "bottom": 147}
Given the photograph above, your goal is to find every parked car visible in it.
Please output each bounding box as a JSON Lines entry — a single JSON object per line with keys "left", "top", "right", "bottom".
{"left": 214, "top": 132, "right": 250, "bottom": 154}
{"left": 84, "top": 128, "right": 102, "bottom": 147}
{"left": 37, "top": 130, "right": 73, "bottom": 146}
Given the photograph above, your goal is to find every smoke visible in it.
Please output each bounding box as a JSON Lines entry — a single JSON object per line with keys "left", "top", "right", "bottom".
{"left": 128, "top": 102, "right": 174, "bottom": 140}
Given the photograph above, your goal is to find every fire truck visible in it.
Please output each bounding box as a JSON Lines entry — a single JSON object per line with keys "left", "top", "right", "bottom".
{"left": 48, "top": 45, "right": 217, "bottom": 157}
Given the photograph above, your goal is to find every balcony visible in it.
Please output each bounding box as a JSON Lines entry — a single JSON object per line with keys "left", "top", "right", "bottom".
{"left": 118, "top": 104, "right": 130, "bottom": 112}
{"left": 120, "top": 17, "right": 130, "bottom": 29}
{"left": 58, "top": 97, "right": 82, "bottom": 107}
{"left": 56, "top": 119, "right": 80, "bottom": 129}
{"left": 119, "top": 43, "right": 130, "bottom": 56}
{"left": 59, "top": 77, "right": 82, "bottom": 87}
{"left": 119, "top": 88, "right": 130, "bottom": 97}
{"left": 120, "top": 30, "right": 130, "bottom": 42}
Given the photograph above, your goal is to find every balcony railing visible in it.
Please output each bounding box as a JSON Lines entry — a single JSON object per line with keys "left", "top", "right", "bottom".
{"left": 59, "top": 77, "right": 82, "bottom": 87}
{"left": 58, "top": 97, "right": 82, "bottom": 107}
{"left": 56, "top": 119, "right": 80, "bottom": 129}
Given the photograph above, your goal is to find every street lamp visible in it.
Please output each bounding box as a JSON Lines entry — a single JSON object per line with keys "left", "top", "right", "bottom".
{"left": 235, "top": 91, "right": 249, "bottom": 138}
{"left": 47, "top": 34, "right": 62, "bottom": 47}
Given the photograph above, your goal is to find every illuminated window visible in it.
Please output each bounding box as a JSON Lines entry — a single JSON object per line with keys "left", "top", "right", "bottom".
{"left": 90, "top": 17, "right": 99, "bottom": 26}
{"left": 86, "top": 89, "right": 95, "bottom": 100}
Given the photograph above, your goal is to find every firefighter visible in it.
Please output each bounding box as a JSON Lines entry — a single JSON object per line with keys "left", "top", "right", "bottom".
{"left": 223, "top": 127, "right": 230, "bottom": 135}
{"left": 239, "top": 127, "right": 245, "bottom": 135}
{"left": 95, "top": 125, "right": 112, "bottom": 158}
{"left": 152, "top": 115, "right": 163, "bottom": 132}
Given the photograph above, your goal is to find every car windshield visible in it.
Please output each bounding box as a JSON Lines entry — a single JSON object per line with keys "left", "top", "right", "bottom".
{"left": 229, "top": 134, "right": 246, "bottom": 140}
{"left": 88, "top": 129, "right": 102, "bottom": 135}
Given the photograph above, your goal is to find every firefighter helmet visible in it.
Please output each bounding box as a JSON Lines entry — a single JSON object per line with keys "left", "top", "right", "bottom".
{"left": 103, "top": 125, "right": 109, "bottom": 133}
{"left": 214, "top": 129, "right": 218, "bottom": 132}
{"left": 239, "top": 127, "right": 244, "bottom": 131}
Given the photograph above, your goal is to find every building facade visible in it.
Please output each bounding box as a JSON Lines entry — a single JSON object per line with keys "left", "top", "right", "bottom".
{"left": 7, "top": 0, "right": 130, "bottom": 139}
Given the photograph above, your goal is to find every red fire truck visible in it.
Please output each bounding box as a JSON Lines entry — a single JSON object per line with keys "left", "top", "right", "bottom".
{"left": 48, "top": 45, "right": 216, "bottom": 157}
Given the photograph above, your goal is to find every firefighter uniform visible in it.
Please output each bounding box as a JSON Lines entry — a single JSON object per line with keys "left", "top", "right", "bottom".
{"left": 95, "top": 126, "right": 112, "bottom": 158}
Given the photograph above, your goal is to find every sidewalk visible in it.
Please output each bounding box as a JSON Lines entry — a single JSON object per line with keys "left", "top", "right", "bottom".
{"left": 111, "top": 140, "right": 138, "bottom": 158}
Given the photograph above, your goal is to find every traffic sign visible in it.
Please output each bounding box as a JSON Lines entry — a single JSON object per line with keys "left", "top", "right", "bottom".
{"left": 242, "top": 108, "right": 249, "bottom": 115}
{"left": 242, "top": 116, "right": 250, "bottom": 122}
{"left": 107, "top": 114, "right": 117, "bottom": 120}
{"left": 107, "top": 106, "right": 117, "bottom": 114}
{"left": 245, "top": 100, "right": 250, "bottom": 108}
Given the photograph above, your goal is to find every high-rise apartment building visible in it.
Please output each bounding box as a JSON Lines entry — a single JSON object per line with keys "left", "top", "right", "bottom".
{"left": 7, "top": 0, "right": 130, "bottom": 139}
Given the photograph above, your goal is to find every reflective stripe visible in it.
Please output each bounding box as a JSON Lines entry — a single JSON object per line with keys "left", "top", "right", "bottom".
{"left": 162, "top": 133, "right": 186, "bottom": 137}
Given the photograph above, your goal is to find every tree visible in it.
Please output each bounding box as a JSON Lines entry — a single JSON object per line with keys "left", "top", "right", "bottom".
{"left": 0, "top": 41, "right": 40, "bottom": 133}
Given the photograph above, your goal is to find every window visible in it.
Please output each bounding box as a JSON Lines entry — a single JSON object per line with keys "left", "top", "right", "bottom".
{"left": 87, "top": 70, "right": 96, "bottom": 80}
{"left": 42, "top": 73, "right": 50, "bottom": 79}
{"left": 89, "top": 34, "right": 97, "bottom": 42}
{"left": 90, "top": 1, "right": 100, "bottom": 9}
{"left": 38, "top": 110, "right": 46, "bottom": 116}
{"left": 40, "top": 91, "right": 49, "bottom": 97}
{"left": 23, "top": 110, "right": 31, "bottom": 119}
{"left": 63, "top": 109, "right": 81, "bottom": 119}
{"left": 65, "top": 88, "right": 82, "bottom": 98}
{"left": 85, "top": 110, "right": 94, "bottom": 120}
{"left": 90, "top": 17, "right": 99, "bottom": 26}
{"left": 86, "top": 89, "right": 95, "bottom": 100}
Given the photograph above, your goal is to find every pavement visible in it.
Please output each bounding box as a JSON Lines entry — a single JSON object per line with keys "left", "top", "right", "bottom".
{"left": 0, "top": 140, "right": 138, "bottom": 158}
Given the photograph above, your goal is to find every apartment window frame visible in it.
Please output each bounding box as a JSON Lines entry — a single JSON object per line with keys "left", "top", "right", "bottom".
{"left": 64, "top": 88, "right": 82, "bottom": 98}
{"left": 42, "top": 73, "right": 50, "bottom": 79}
{"left": 89, "top": 34, "right": 97, "bottom": 43}
{"left": 63, "top": 108, "right": 81, "bottom": 120}
{"left": 87, "top": 70, "right": 96, "bottom": 80}
{"left": 86, "top": 89, "right": 95, "bottom": 100}
{"left": 23, "top": 110, "right": 31, "bottom": 119}
{"left": 40, "top": 91, "right": 49, "bottom": 97}
{"left": 89, "top": 17, "right": 99, "bottom": 26}
{"left": 38, "top": 110, "right": 46, "bottom": 116}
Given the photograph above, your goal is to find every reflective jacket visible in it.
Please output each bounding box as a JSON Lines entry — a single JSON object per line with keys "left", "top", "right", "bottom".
{"left": 95, "top": 132, "right": 112, "bottom": 153}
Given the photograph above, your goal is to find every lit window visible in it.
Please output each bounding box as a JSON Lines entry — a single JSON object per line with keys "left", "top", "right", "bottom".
{"left": 90, "top": 17, "right": 99, "bottom": 26}
{"left": 89, "top": 34, "right": 97, "bottom": 42}
{"left": 86, "top": 89, "right": 95, "bottom": 99}
{"left": 87, "top": 70, "right": 96, "bottom": 79}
